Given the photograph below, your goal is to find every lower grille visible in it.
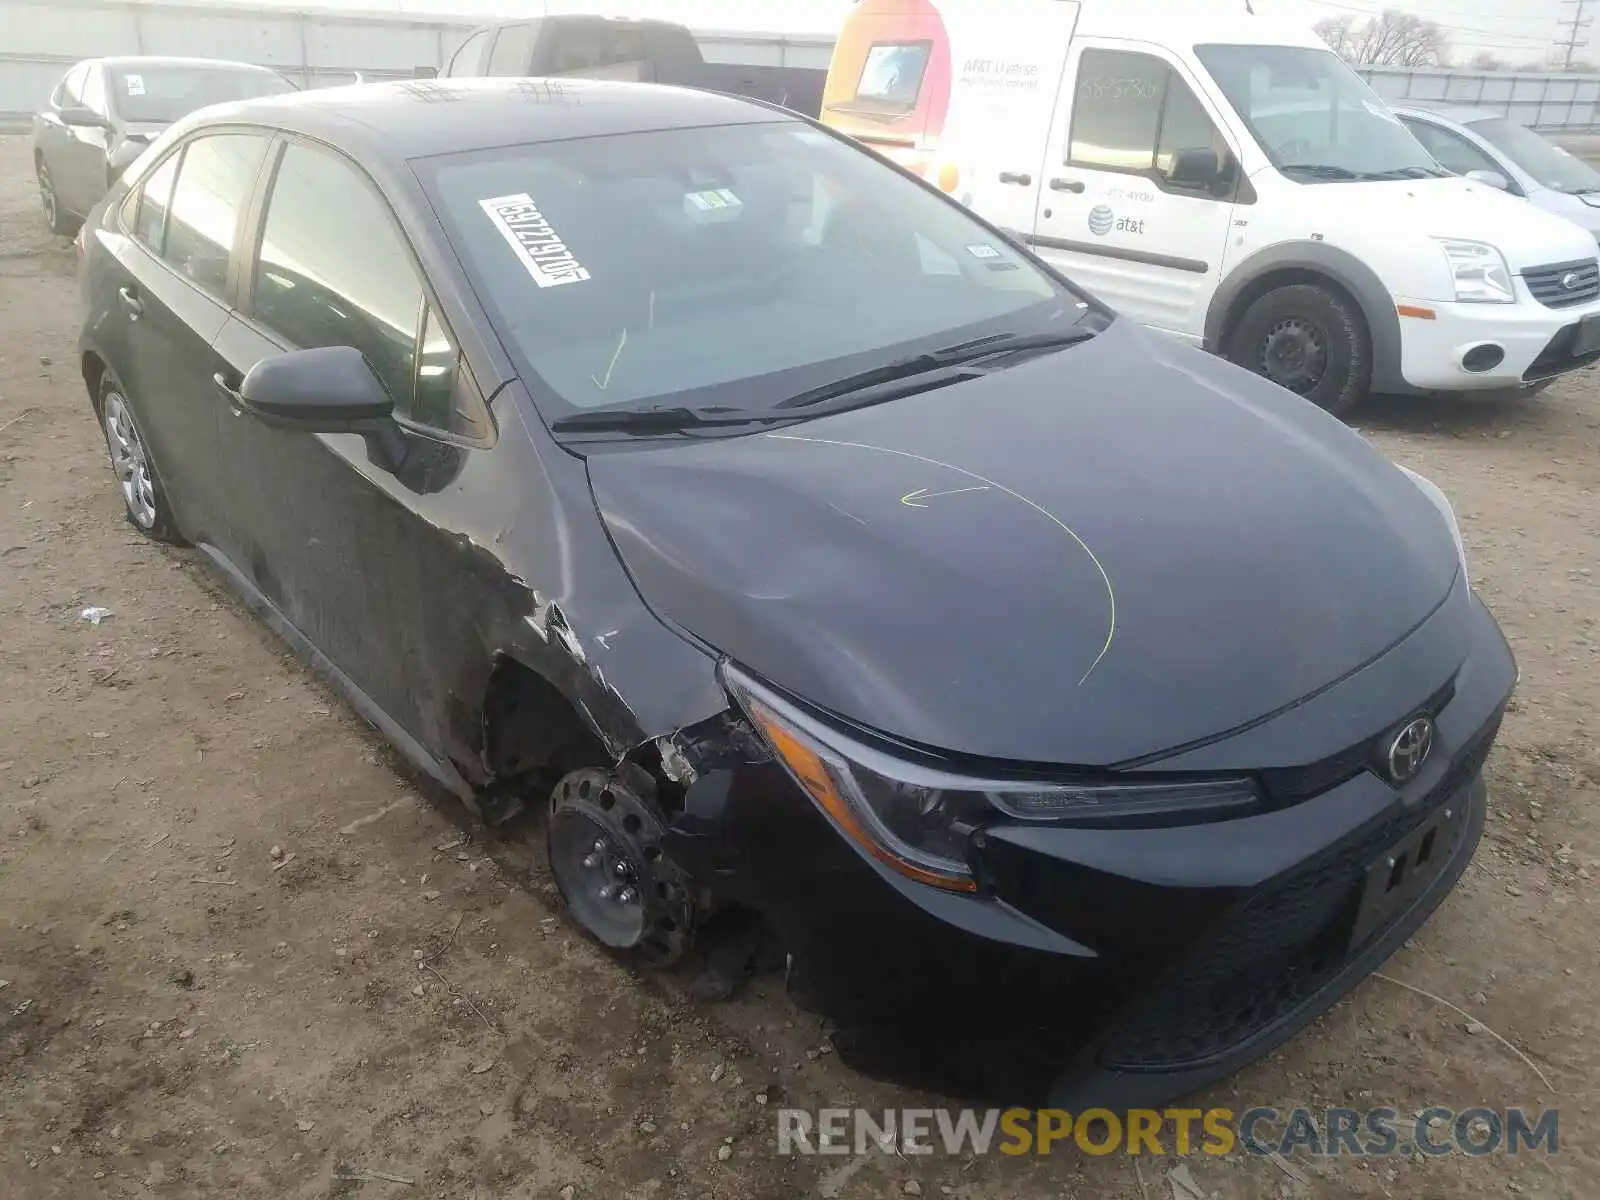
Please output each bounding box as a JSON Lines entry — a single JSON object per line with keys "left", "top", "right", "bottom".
{"left": 1100, "top": 717, "right": 1499, "bottom": 1072}
{"left": 1523, "top": 259, "right": 1600, "bottom": 309}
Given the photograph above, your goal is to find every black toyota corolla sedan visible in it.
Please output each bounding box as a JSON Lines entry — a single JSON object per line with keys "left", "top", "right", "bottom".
{"left": 76, "top": 78, "right": 1515, "bottom": 1105}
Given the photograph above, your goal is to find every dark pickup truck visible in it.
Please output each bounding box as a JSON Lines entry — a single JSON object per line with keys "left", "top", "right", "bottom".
{"left": 437, "top": 14, "right": 826, "bottom": 119}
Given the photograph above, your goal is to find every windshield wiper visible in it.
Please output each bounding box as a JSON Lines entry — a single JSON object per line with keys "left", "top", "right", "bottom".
{"left": 1362, "top": 165, "right": 1450, "bottom": 180}
{"left": 773, "top": 327, "right": 1097, "bottom": 411}
{"left": 550, "top": 404, "right": 781, "bottom": 434}
{"left": 1278, "top": 163, "right": 1362, "bottom": 180}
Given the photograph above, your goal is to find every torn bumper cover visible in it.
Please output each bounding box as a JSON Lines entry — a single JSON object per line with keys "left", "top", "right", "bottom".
{"left": 659, "top": 589, "right": 1515, "bottom": 1107}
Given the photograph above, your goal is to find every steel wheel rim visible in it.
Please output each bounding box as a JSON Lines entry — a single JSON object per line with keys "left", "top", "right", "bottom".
{"left": 1259, "top": 317, "right": 1328, "bottom": 394}
{"left": 39, "top": 165, "right": 56, "bottom": 227}
{"left": 104, "top": 392, "right": 157, "bottom": 528}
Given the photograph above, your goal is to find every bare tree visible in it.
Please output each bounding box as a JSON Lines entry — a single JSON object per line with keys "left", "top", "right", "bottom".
{"left": 1314, "top": 9, "right": 1450, "bottom": 68}
{"left": 1468, "top": 50, "right": 1508, "bottom": 71}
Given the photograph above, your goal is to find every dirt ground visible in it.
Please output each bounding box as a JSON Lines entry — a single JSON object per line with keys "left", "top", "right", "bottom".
{"left": 2, "top": 132, "right": 1598, "bottom": 1200}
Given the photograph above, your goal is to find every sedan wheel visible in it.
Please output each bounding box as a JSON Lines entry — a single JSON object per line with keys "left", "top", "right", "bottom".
{"left": 37, "top": 160, "right": 78, "bottom": 237}
{"left": 99, "top": 383, "right": 182, "bottom": 543}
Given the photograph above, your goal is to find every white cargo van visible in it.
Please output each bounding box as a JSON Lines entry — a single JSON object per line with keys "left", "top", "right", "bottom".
{"left": 819, "top": 0, "right": 1600, "bottom": 413}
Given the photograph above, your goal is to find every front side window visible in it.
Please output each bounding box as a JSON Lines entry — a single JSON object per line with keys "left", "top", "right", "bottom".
{"left": 129, "top": 149, "right": 182, "bottom": 253}
{"left": 1401, "top": 119, "right": 1503, "bottom": 179}
{"left": 420, "top": 120, "right": 1075, "bottom": 418}
{"left": 486, "top": 24, "right": 536, "bottom": 76}
{"left": 81, "top": 65, "right": 107, "bottom": 116}
{"left": 57, "top": 64, "right": 89, "bottom": 108}
{"left": 252, "top": 143, "right": 424, "bottom": 410}
{"left": 162, "top": 132, "right": 270, "bottom": 295}
{"left": 1068, "top": 50, "right": 1233, "bottom": 192}
{"left": 1196, "top": 44, "right": 1441, "bottom": 182}
{"left": 107, "top": 66, "right": 293, "bottom": 124}
{"left": 446, "top": 27, "right": 491, "bottom": 77}
{"left": 1468, "top": 116, "right": 1600, "bottom": 195}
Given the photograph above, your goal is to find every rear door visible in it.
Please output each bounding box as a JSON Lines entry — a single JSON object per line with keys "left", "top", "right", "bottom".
{"left": 1029, "top": 43, "right": 1243, "bottom": 341}
{"left": 210, "top": 138, "right": 497, "bottom": 744}
{"left": 92, "top": 131, "right": 272, "bottom": 544}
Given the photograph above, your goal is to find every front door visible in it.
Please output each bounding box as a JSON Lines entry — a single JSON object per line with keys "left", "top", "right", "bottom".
{"left": 1029, "top": 43, "right": 1241, "bottom": 342}
{"left": 210, "top": 138, "right": 497, "bottom": 750}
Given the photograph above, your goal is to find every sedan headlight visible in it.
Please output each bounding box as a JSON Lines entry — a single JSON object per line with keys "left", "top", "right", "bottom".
{"left": 1438, "top": 239, "right": 1515, "bottom": 304}
{"left": 725, "top": 666, "right": 1260, "bottom": 894}
{"left": 1397, "top": 464, "right": 1468, "bottom": 585}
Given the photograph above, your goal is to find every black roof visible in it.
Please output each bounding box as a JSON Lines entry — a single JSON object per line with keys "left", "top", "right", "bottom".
{"left": 187, "top": 78, "right": 788, "bottom": 161}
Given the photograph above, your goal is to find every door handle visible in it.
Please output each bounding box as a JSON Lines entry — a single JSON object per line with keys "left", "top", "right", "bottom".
{"left": 212, "top": 371, "right": 245, "bottom": 414}
{"left": 998, "top": 171, "right": 1033, "bottom": 186}
{"left": 117, "top": 286, "right": 143, "bottom": 319}
{"left": 1050, "top": 177, "right": 1086, "bottom": 193}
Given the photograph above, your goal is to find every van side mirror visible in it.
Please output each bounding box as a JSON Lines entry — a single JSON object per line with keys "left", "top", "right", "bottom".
{"left": 58, "top": 104, "right": 108, "bottom": 129}
{"left": 239, "top": 346, "right": 394, "bottom": 431}
{"left": 1168, "top": 147, "right": 1221, "bottom": 190}
{"left": 1465, "top": 168, "right": 1511, "bottom": 192}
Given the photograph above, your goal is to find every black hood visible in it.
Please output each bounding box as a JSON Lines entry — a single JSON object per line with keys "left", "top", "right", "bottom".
{"left": 587, "top": 320, "right": 1459, "bottom": 767}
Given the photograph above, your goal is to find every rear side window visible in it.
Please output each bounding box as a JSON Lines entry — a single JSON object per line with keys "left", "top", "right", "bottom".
{"left": 81, "top": 65, "right": 107, "bottom": 116}
{"left": 486, "top": 24, "right": 536, "bottom": 76}
{"left": 128, "top": 150, "right": 182, "bottom": 252}
{"left": 445, "top": 27, "right": 491, "bottom": 77}
{"left": 56, "top": 64, "right": 89, "bottom": 107}
{"left": 162, "top": 133, "right": 270, "bottom": 296}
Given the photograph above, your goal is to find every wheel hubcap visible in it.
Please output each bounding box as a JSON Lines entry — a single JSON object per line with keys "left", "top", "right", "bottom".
{"left": 104, "top": 393, "right": 157, "bottom": 528}
{"left": 1258, "top": 318, "right": 1327, "bottom": 394}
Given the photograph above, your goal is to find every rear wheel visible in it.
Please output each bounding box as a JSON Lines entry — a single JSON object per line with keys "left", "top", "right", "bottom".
{"left": 36, "top": 158, "right": 79, "bottom": 237}
{"left": 99, "top": 377, "right": 183, "bottom": 544}
{"left": 1227, "top": 283, "right": 1370, "bottom": 418}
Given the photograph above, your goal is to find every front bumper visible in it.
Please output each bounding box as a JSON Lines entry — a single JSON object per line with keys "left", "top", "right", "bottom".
{"left": 666, "top": 591, "right": 1516, "bottom": 1105}
{"left": 1395, "top": 288, "right": 1600, "bottom": 390}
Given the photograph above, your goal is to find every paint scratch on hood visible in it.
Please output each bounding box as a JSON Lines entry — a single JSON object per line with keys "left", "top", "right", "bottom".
{"left": 766, "top": 432, "right": 1117, "bottom": 685}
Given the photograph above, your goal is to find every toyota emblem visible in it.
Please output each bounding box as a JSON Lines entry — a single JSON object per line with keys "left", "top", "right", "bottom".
{"left": 1387, "top": 717, "right": 1435, "bottom": 784}
{"left": 1562, "top": 271, "right": 1582, "bottom": 290}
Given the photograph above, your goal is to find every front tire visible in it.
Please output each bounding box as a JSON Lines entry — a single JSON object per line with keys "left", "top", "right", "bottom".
{"left": 98, "top": 376, "right": 183, "bottom": 544}
{"left": 1227, "top": 283, "right": 1371, "bottom": 418}
{"left": 37, "top": 158, "right": 79, "bottom": 238}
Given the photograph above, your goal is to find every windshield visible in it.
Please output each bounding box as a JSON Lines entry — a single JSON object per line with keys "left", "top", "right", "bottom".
{"left": 108, "top": 65, "right": 295, "bottom": 123}
{"left": 1468, "top": 117, "right": 1600, "bottom": 194}
{"left": 420, "top": 121, "right": 1079, "bottom": 416}
{"left": 1196, "top": 44, "right": 1440, "bottom": 181}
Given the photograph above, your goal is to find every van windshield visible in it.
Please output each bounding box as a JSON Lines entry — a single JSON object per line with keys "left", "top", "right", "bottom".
{"left": 420, "top": 120, "right": 1081, "bottom": 417}
{"left": 1196, "top": 44, "right": 1445, "bottom": 182}
{"left": 1468, "top": 116, "right": 1600, "bottom": 194}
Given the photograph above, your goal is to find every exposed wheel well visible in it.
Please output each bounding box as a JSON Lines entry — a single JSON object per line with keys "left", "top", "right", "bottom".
{"left": 481, "top": 656, "right": 611, "bottom": 786}
{"left": 1219, "top": 268, "right": 1371, "bottom": 357}
{"left": 82, "top": 351, "right": 108, "bottom": 416}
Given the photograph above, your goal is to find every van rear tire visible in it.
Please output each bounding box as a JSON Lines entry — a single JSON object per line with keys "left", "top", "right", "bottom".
{"left": 1227, "top": 283, "right": 1370, "bottom": 418}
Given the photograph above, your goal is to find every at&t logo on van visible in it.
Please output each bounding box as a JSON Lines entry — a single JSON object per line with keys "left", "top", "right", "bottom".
{"left": 1088, "top": 205, "right": 1146, "bottom": 236}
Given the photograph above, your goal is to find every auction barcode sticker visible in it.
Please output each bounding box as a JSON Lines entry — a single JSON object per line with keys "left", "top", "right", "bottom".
{"left": 478, "top": 193, "right": 590, "bottom": 289}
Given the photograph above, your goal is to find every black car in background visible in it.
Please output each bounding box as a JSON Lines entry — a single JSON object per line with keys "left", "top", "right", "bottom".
{"left": 439, "top": 13, "right": 827, "bottom": 117}
{"left": 33, "top": 56, "right": 295, "bottom": 235}
{"left": 75, "top": 78, "right": 1515, "bottom": 1105}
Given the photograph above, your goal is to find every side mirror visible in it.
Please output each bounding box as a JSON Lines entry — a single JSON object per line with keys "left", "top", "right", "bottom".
{"left": 413, "top": 65, "right": 440, "bottom": 79}
{"left": 1466, "top": 168, "right": 1511, "bottom": 192}
{"left": 58, "top": 104, "right": 108, "bottom": 129}
{"left": 239, "top": 346, "right": 394, "bottom": 431}
{"left": 1168, "top": 147, "right": 1221, "bottom": 190}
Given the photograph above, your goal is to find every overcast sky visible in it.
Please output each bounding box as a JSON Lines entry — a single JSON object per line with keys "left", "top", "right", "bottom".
{"left": 184, "top": 0, "right": 1585, "bottom": 67}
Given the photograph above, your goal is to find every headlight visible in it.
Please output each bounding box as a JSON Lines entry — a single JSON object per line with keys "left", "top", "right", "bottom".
{"left": 1397, "top": 464, "right": 1468, "bottom": 585}
{"left": 724, "top": 666, "right": 1260, "bottom": 894}
{"left": 1437, "top": 239, "right": 1515, "bottom": 304}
